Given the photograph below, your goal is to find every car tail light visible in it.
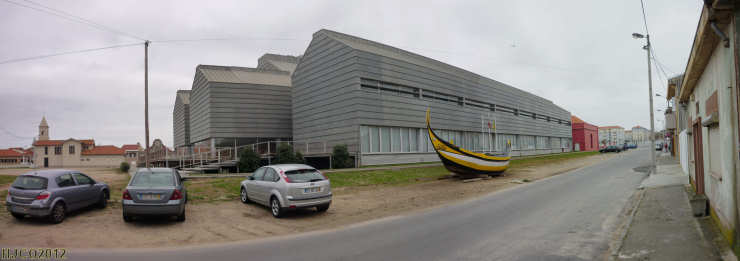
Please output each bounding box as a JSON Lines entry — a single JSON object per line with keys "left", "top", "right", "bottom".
{"left": 122, "top": 189, "right": 132, "bottom": 200}
{"left": 35, "top": 191, "right": 50, "bottom": 200}
{"left": 279, "top": 171, "right": 292, "bottom": 183}
{"left": 170, "top": 189, "right": 183, "bottom": 200}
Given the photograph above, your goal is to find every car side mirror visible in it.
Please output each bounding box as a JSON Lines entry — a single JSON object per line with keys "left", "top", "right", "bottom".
{"left": 248, "top": 176, "right": 254, "bottom": 180}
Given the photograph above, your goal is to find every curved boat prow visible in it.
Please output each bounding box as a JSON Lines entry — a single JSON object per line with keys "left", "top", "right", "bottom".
{"left": 426, "top": 108, "right": 511, "bottom": 176}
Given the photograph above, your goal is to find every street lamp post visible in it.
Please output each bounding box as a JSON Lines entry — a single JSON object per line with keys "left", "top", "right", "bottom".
{"left": 633, "top": 32, "right": 657, "bottom": 172}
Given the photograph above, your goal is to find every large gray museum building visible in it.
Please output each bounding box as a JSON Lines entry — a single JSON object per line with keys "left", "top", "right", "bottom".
{"left": 174, "top": 29, "right": 572, "bottom": 166}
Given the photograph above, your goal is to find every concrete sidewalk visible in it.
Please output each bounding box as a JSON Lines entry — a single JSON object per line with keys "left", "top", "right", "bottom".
{"left": 615, "top": 154, "right": 723, "bottom": 260}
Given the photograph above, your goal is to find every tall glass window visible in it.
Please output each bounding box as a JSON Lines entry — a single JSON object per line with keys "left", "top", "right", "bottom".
{"left": 371, "top": 126, "right": 380, "bottom": 152}
{"left": 409, "top": 129, "right": 418, "bottom": 152}
{"left": 360, "top": 126, "right": 369, "bottom": 153}
{"left": 391, "top": 128, "right": 401, "bottom": 152}
{"left": 380, "top": 127, "right": 390, "bottom": 152}
{"left": 401, "top": 128, "right": 410, "bottom": 152}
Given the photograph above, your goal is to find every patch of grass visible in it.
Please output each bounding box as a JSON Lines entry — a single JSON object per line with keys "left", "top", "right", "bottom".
{"left": 174, "top": 151, "right": 602, "bottom": 200}
{"left": 327, "top": 166, "right": 449, "bottom": 188}
{"left": 184, "top": 177, "right": 243, "bottom": 203}
{"left": 0, "top": 175, "right": 16, "bottom": 186}
{"left": 360, "top": 161, "right": 440, "bottom": 169}
{"left": 108, "top": 173, "right": 131, "bottom": 201}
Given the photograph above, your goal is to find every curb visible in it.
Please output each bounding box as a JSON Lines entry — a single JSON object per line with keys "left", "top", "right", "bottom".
{"left": 610, "top": 188, "right": 646, "bottom": 260}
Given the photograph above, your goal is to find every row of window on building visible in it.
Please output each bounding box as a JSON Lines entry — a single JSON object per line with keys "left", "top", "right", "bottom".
{"left": 359, "top": 78, "right": 572, "bottom": 126}
{"left": 360, "top": 125, "right": 571, "bottom": 154}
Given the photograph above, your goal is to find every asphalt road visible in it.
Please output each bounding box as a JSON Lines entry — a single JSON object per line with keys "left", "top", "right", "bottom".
{"left": 74, "top": 149, "right": 650, "bottom": 261}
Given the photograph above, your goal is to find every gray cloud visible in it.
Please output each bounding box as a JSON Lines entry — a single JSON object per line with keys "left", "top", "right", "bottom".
{"left": 0, "top": 0, "right": 702, "bottom": 148}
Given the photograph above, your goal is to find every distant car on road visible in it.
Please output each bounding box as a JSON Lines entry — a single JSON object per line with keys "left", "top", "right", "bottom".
{"left": 122, "top": 168, "right": 187, "bottom": 222}
{"left": 599, "top": 145, "right": 622, "bottom": 153}
{"left": 629, "top": 143, "right": 638, "bottom": 149}
{"left": 6, "top": 169, "right": 109, "bottom": 224}
{"left": 656, "top": 143, "right": 663, "bottom": 151}
{"left": 240, "top": 164, "right": 332, "bottom": 218}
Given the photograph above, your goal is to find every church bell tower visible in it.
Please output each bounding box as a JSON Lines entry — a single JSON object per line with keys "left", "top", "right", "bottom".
{"left": 39, "top": 116, "right": 49, "bottom": 141}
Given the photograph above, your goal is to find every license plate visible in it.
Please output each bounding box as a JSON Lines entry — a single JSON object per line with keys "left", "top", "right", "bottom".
{"left": 13, "top": 206, "right": 28, "bottom": 213}
{"left": 304, "top": 187, "right": 321, "bottom": 193}
{"left": 141, "top": 194, "right": 161, "bottom": 200}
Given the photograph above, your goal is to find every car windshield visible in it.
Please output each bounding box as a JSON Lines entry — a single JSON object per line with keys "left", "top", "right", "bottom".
{"left": 285, "top": 169, "right": 324, "bottom": 182}
{"left": 11, "top": 176, "right": 48, "bottom": 190}
{"left": 131, "top": 171, "right": 175, "bottom": 187}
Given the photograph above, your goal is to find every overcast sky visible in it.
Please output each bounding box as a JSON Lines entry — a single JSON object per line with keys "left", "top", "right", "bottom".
{"left": 0, "top": 0, "right": 702, "bottom": 148}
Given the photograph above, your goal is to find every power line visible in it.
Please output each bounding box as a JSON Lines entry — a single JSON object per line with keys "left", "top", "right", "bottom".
{"left": 639, "top": 0, "right": 650, "bottom": 35}
{"left": 0, "top": 42, "right": 143, "bottom": 65}
{"left": 150, "top": 37, "right": 303, "bottom": 44}
{"left": 2, "top": 0, "right": 146, "bottom": 41}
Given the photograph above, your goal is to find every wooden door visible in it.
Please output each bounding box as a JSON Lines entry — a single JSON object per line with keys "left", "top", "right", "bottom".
{"left": 693, "top": 119, "right": 705, "bottom": 195}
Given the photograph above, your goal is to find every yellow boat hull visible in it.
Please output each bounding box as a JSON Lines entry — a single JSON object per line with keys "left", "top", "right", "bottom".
{"left": 426, "top": 109, "right": 511, "bottom": 175}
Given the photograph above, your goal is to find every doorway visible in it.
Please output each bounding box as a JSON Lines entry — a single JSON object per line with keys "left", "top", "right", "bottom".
{"left": 43, "top": 157, "right": 48, "bottom": 168}
{"left": 692, "top": 119, "right": 704, "bottom": 195}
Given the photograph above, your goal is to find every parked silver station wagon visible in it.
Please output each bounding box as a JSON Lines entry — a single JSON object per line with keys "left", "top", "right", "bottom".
{"left": 240, "top": 164, "right": 332, "bottom": 218}
{"left": 122, "top": 168, "right": 187, "bottom": 222}
{"left": 6, "top": 169, "right": 109, "bottom": 224}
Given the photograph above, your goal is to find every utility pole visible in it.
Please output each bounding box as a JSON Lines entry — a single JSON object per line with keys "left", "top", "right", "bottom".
{"left": 646, "top": 35, "right": 657, "bottom": 173}
{"left": 144, "top": 40, "right": 150, "bottom": 169}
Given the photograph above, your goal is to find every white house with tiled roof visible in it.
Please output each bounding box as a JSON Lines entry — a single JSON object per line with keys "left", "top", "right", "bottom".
{"left": 31, "top": 117, "right": 129, "bottom": 168}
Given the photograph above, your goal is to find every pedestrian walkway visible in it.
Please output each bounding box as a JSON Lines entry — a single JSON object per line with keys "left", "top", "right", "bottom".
{"left": 616, "top": 155, "right": 722, "bottom": 260}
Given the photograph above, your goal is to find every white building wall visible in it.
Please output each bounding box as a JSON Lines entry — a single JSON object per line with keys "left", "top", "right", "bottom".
{"left": 687, "top": 26, "right": 737, "bottom": 232}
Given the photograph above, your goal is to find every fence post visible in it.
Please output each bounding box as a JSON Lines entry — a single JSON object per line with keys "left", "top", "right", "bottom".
{"left": 329, "top": 155, "right": 332, "bottom": 169}
{"left": 268, "top": 141, "right": 271, "bottom": 165}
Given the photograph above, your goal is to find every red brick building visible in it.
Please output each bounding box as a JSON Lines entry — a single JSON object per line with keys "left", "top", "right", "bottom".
{"left": 571, "top": 115, "right": 599, "bottom": 151}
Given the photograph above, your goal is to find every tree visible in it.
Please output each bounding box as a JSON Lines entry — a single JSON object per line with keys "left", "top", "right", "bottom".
{"left": 294, "top": 151, "right": 305, "bottom": 164}
{"left": 238, "top": 147, "right": 261, "bottom": 173}
{"left": 274, "top": 143, "right": 304, "bottom": 164}
{"left": 331, "top": 144, "right": 353, "bottom": 169}
{"left": 119, "top": 162, "right": 130, "bottom": 173}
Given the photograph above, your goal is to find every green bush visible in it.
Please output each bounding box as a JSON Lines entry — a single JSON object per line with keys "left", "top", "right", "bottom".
{"left": 274, "top": 143, "right": 306, "bottom": 164}
{"left": 331, "top": 144, "right": 354, "bottom": 169}
{"left": 238, "top": 147, "right": 261, "bottom": 173}
{"left": 294, "top": 151, "right": 305, "bottom": 164}
{"left": 119, "top": 162, "right": 130, "bottom": 173}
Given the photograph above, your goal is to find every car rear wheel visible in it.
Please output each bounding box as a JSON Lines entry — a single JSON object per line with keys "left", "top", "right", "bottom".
{"left": 316, "top": 204, "right": 330, "bottom": 212}
{"left": 49, "top": 203, "right": 66, "bottom": 224}
{"left": 270, "top": 197, "right": 283, "bottom": 218}
{"left": 240, "top": 187, "right": 250, "bottom": 204}
{"left": 176, "top": 209, "right": 186, "bottom": 222}
{"left": 97, "top": 191, "right": 108, "bottom": 209}
{"left": 11, "top": 212, "right": 25, "bottom": 220}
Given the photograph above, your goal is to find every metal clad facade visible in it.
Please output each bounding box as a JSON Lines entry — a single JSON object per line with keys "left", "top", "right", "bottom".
{"left": 293, "top": 30, "right": 572, "bottom": 164}
{"left": 292, "top": 34, "right": 361, "bottom": 152}
{"left": 172, "top": 91, "right": 190, "bottom": 148}
{"left": 188, "top": 70, "right": 211, "bottom": 144}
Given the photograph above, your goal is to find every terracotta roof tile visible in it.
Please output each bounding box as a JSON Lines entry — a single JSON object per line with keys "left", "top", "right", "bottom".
{"left": 121, "top": 144, "right": 141, "bottom": 151}
{"left": 570, "top": 115, "right": 584, "bottom": 124}
{"left": 0, "top": 149, "right": 24, "bottom": 157}
{"left": 81, "top": 145, "right": 125, "bottom": 156}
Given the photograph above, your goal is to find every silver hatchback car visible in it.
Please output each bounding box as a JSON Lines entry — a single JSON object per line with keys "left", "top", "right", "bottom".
{"left": 6, "top": 169, "right": 109, "bottom": 224}
{"left": 240, "top": 164, "right": 332, "bottom": 218}
{"left": 122, "top": 168, "right": 187, "bottom": 222}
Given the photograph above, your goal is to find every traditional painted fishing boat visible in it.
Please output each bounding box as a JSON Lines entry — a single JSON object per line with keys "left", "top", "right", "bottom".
{"left": 426, "top": 109, "right": 511, "bottom": 175}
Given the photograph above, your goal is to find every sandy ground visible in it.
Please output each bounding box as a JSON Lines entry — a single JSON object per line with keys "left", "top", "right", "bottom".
{"left": 0, "top": 153, "right": 618, "bottom": 248}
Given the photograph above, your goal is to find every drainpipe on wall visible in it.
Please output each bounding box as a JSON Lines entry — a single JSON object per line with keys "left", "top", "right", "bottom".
{"left": 732, "top": 4, "right": 740, "bottom": 251}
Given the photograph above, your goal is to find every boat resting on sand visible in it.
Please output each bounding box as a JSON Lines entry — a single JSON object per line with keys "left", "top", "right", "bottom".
{"left": 426, "top": 109, "right": 511, "bottom": 175}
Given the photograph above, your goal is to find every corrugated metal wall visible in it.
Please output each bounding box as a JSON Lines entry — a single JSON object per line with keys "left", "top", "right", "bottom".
{"left": 292, "top": 32, "right": 572, "bottom": 156}
{"left": 172, "top": 93, "right": 190, "bottom": 148}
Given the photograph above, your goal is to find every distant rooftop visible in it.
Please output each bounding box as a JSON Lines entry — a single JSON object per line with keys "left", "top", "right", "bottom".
{"left": 257, "top": 53, "right": 301, "bottom": 74}
{"left": 197, "top": 65, "right": 291, "bottom": 86}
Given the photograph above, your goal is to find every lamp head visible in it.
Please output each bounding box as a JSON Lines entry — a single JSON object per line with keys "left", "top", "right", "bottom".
{"left": 632, "top": 33, "right": 645, "bottom": 39}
